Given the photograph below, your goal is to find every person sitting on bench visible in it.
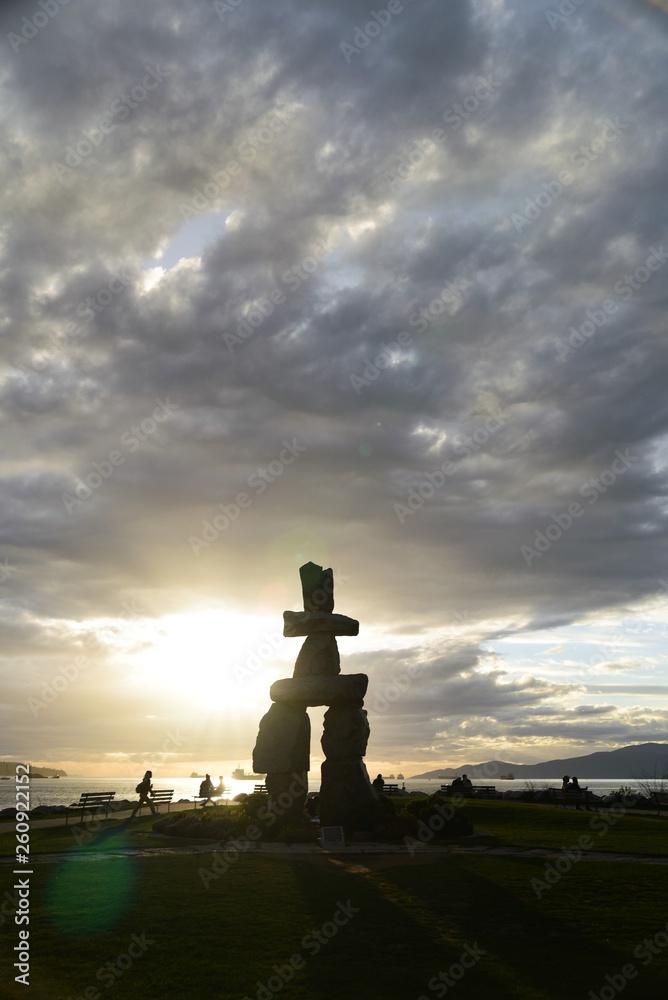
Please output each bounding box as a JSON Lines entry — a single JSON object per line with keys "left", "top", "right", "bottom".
{"left": 199, "top": 774, "right": 216, "bottom": 807}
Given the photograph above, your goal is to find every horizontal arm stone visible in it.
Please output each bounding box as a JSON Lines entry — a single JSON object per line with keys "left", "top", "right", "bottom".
{"left": 283, "top": 610, "right": 359, "bottom": 637}
{"left": 270, "top": 674, "right": 368, "bottom": 706}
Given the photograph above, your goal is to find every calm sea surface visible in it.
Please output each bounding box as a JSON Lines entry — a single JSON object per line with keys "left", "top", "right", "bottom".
{"left": 0, "top": 775, "right": 649, "bottom": 811}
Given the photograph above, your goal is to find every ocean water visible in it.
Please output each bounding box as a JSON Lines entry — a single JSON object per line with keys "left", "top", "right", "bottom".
{"left": 0, "top": 774, "right": 651, "bottom": 812}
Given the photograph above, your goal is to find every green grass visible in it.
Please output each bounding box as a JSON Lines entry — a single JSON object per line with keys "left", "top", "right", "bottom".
{"left": 448, "top": 798, "right": 668, "bottom": 856}
{"left": 2, "top": 851, "right": 668, "bottom": 1000}
{"left": 0, "top": 812, "right": 176, "bottom": 855}
{"left": 2, "top": 798, "right": 666, "bottom": 858}
{"left": 1, "top": 801, "right": 667, "bottom": 999}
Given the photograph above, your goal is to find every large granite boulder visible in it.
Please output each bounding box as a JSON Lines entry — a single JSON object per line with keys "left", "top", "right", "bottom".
{"left": 265, "top": 771, "right": 308, "bottom": 826}
{"left": 270, "top": 674, "right": 368, "bottom": 706}
{"left": 321, "top": 704, "right": 370, "bottom": 759}
{"left": 283, "top": 610, "right": 359, "bottom": 637}
{"left": 252, "top": 702, "right": 310, "bottom": 774}
{"left": 318, "top": 759, "right": 376, "bottom": 828}
{"left": 294, "top": 634, "right": 340, "bottom": 676}
{"left": 300, "top": 562, "right": 334, "bottom": 613}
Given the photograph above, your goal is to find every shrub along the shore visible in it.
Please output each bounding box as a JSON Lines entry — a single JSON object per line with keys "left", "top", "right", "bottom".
{"left": 152, "top": 791, "right": 474, "bottom": 844}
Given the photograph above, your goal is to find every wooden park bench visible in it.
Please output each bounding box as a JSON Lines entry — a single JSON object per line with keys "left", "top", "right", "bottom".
{"left": 382, "top": 784, "right": 400, "bottom": 795}
{"left": 440, "top": 784, "right": 497, "bottom": 799}
{"left": 650, "top": 791, "right": 668, "bottom": 817}
{"left": 254, "top": 784, "right": 268, "bottom": 793}
{"left": 194, "top": 788, "right": 230, "bottom": 808}
{"left": 134, "top": 789, "right": 174, "bottom": 815}
{"left": 65, "top": 791, "right": 115, "bottom": 825}
{"left": 547, "top": 787, "right": 597, "bottom": 811}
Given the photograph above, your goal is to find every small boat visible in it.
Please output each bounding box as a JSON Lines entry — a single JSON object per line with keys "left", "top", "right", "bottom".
{"left": 500, "top": 773, "right": 515, "bottom": 780}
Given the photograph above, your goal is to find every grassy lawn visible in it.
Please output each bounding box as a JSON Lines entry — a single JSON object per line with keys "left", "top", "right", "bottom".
{"left": 1, "top": 851, "right": 668, "bottom": 999}
{"left": 1, "top": 801, "right": 667, "bottom": 999}
{"left": 450, "top": 798, "right": 668, "bottom": 856}
{"left": 0, "top": 812, "right": 182, "bottom": 855}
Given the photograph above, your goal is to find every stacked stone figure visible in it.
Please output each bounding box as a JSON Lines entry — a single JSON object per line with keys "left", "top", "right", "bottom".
{"left": 252, "top": 562, "right": 376, "bottom": 827}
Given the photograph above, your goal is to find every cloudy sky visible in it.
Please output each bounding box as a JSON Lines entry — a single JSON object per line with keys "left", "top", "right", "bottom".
{"left": 1, "top": 0, "right": 668, "bottom": 779}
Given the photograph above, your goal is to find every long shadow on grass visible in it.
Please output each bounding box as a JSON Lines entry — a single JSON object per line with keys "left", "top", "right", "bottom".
{"left": 281, "top": 852, "right": 668, "bottom": 1000}
{"left": 285, "top": 855, "right": 537, "bottom": 1000}
{"left": 383, "top": 853, "right": 667, "bottom": 1000}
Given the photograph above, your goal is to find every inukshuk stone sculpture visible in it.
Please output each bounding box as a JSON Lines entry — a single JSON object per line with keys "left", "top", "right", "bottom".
{"left": 252, "top": 562, "right": 376, "bottom": 828}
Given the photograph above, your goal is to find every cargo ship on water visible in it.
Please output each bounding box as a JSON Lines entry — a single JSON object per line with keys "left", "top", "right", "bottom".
{"left": 232, "top": 766, "right": 266, "bottom": 781}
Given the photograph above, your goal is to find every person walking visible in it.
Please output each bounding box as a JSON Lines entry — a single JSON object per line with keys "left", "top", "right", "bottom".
{"left": 131, "top": 770, "right": 156, "bottom": 817}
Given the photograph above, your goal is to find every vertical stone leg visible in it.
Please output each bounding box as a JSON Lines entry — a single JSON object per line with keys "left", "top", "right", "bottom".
{"left": 319, "top": 759, "right": 376, "bottom": 828}
{"left": 252, "top": 702, "right": 310, "bottom": 826}
{"left": 319, "top": 703, "right": 375, "bottom": 828}
{"left": 265, "top": 771, "right": 308, "bottom": 826}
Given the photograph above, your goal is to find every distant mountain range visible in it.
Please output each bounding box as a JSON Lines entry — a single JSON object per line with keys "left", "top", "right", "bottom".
{"left": 409, "top": 742, "right": 668, "bottom": 780}
{"left": 0, "top": 761, "right": 67, "bottom": 777}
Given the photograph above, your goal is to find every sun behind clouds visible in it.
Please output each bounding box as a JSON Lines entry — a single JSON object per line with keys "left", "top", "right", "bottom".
{"left": 124, "top": 607, "right": 290, "bottom": 708}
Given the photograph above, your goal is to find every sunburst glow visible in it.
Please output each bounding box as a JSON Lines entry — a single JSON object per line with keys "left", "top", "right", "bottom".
{"left": 126, "top": 608, "right": 291, "bottom": 707}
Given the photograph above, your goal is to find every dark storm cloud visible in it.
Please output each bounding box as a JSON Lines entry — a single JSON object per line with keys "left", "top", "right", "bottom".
{"left": 1, "top": 0, "right": 668, "bottom": 766}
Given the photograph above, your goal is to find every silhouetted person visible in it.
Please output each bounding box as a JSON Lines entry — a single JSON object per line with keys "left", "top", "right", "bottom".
{"left": 372, "top": 773, "right": 384, "bottom": 793}
{"left": 561, "top": 775, "right": 571, "bottom": 791}
{"left": 569, "top": 775, "right": 584, "bottom": 809}
{"left": 132, "top": 770, "right": 156, "bottom": 817}
{"left": 461, "top": 774, "right": 472, "bottom": 789}
{"left": 214, "top": 775, "right": 225, "bottom": 796}
{"left": 452, "top": 776, "right": 463, "bottom": 788}
{"left": 199, "top": 773, "right": 216, "bottom": 807}
{"left": 306, "top": 794, "right": 320, "bottom": 819}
